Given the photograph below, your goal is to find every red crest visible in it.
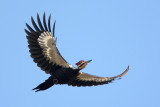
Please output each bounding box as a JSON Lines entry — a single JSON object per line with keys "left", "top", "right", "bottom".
{"left": 75, "top": 60, "right": 85, "bottom": 65}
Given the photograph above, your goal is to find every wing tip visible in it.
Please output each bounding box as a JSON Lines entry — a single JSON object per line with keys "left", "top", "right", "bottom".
{"left": 116, "top": 65, "right": 130, "bottom": 78}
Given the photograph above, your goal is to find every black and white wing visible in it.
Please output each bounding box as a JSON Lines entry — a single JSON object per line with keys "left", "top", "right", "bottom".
{"left": 68, "top": 66, "right": 130, "bottom": 86}
{"left": 25, "top": 13, "right": 72, "bottom": 74}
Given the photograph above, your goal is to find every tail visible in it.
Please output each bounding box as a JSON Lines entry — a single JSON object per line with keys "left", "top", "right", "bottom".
{"left": 32, "top": 76, "right": 58, "bottom": 92}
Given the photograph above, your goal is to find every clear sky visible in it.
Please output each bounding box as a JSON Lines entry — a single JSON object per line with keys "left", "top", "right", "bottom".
{"left": 0, "top": 0, "right": 160, "bottom": 107}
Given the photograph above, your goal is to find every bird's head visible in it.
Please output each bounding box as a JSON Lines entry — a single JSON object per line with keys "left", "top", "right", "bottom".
{"left": 75, "top": 60, "right": 92, "bottom": 70}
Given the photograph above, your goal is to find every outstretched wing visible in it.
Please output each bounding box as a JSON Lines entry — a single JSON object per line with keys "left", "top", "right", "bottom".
{"left": 68, "top": 66, "right": 130, "bottom": 86}
{"left": 25, "top": 13, "right": 72, "bottom": 74}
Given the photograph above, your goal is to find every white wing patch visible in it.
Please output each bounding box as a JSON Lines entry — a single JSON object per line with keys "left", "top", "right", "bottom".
{"left": 37, "top": 32, "right": 70, "bottom": 67}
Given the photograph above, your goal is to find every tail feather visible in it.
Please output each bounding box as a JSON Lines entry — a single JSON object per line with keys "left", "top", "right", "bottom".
{"left": 33, "top": 76, "right": 58, "bottom": 92}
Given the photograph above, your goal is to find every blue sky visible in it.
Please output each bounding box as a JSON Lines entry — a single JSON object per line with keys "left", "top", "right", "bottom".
{"left": 1, "top": 0, "right": 160, "bottom": 107}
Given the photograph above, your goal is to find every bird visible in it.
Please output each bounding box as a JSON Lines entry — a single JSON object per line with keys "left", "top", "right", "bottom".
{"left": 25, "top": 13, "right": 130, "bottom": 92}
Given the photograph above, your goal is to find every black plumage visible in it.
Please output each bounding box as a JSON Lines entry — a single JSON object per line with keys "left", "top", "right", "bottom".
{"left": 25, "top": 13, "right": 129, "bottom": 92}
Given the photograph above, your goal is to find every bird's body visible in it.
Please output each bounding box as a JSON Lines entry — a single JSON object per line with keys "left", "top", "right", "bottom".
{"left": 25, "top": 13, "right": 130, "bottom": 92}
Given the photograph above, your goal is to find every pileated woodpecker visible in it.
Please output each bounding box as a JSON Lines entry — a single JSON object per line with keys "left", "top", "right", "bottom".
{"left": 25, "top": 13, "right": 130, "bottom": 92}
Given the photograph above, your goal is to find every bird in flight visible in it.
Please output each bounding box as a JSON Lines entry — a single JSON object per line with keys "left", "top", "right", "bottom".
{"left": 25, "top": 13, "right": 130, "bottom": 92}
